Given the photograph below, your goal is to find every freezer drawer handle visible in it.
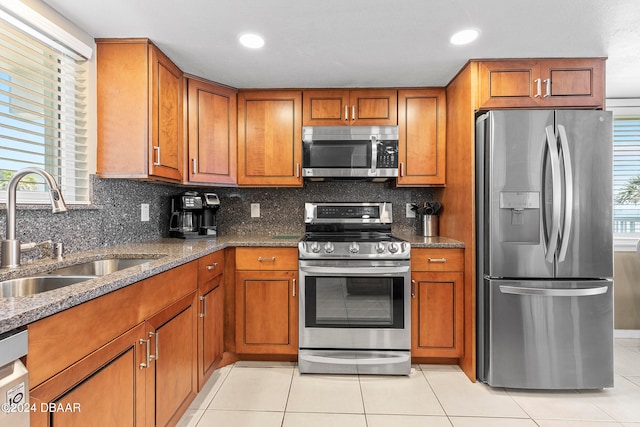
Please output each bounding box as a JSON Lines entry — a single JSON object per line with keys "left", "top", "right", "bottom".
{"left": 499, "top": 285, "right": 608, "bottom": 297}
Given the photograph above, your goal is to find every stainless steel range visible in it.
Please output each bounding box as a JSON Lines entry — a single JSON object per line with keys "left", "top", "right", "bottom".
{"left": 298, "top": 202, "right": 411, "bottom": 375}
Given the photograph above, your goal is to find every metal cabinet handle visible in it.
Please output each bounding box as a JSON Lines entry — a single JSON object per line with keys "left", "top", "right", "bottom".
{"left": 258, "top": 256, "right": 276, "bottom": 262}
{"left": 543, "top": 78, "right": 551, "bottom": 98}
{"left": 292, "top": 278, "right": 297, "bottom": 297}
{"left": 206, "top": 262, "right": 219, "bottom": 271}
{"left": 296, "top": 163, "right": 301, "bottom": 178}
{"left": 139, "top": 338, "right": 150, "bottom": 369}
{"left": 153, "top": 146, "right": 161, "bottom": 166}
{"left": 534, "top": 78, "right": 541, "bottom": 98}
{"left": 428, "top": 258, "right": 447, "bottom": 263}
{"left": 192, "top": 158, "right": 197, "bottom": 174}
{"left": 344, "top": 105, "right": 349, "bottom": 121}
{"left": 411, "top": 279, "right": 416, "bottom": 298}
{"left": 399, "top": 162, "right": 404, "bottom": 177}
{"left": 199, "top": 295, "right": 207, "bottom": 318}
{"left": 351, "top": 105, "right": 356, "bottom": 121}
{"left": 149, "top": 331, "right": 158, "bottom": 362}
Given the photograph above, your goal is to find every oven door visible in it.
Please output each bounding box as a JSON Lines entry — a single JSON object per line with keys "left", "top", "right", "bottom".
{"left": 298, "top": 259, "right": 411, "bottom": 351}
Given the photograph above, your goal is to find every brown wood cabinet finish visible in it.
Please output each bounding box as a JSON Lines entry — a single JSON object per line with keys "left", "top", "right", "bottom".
{"left": 397, "top": 89, "right": 447, "bottom": 186}
{"left": 411, "top": 248, "right": 464, "bottom": 358}
{"left": 302, "top": 89, "right": 397, "bottom": 126}
{"left": 237, "top": 90, "right": 303, "bottom": 187}
{"left": 478, "top": 58, "right": 604, "bottom": 108}
{"left": 96, "top": 39, "right": 184, "bottom": 182}
{"left": 186, "top": 77, "right": 237, "bottom": 185}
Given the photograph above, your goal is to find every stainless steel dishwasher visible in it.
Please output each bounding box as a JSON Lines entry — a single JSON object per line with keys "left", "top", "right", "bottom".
{"left": 0, "top": 329, "right": 29, "bottom": 426}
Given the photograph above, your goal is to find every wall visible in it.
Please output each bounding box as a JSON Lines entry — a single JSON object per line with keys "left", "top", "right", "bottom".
{"left": 614, "top": 251, "right": 640, "bottom": 330}
{"left": 0, "top": 176, "right": 435, "bottom": 260}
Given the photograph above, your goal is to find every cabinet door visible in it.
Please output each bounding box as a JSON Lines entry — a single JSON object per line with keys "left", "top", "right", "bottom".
{"left": 411, "top": 272, "right": 464, "bottom": 358}
{"left": 235, "top": 270, "right": 298, "bottom": 354}
{"left": 397, "top": 89, "right": 446, "bottom": 186}
{"left": 187, "top": 78, "right": 237, "bottom": 185}
{"left": 146, "top": 292, "right": 198, "bottom": 427}
{"left": 30, "top": 323, "right": 147, "bottom": 427}
{"left": 349, "top": 89, "right": 397, "bottom": 125}
{"left": 237, "top": 91, "right": 303, "bottom": 187}
{"left": 198, "top": 276, "right": 224, "bottom": 388}
{"left": 478, "top": 60, "right": 540, "bottom": 108}
{"left": 149, "top": 43, "right": 183, "bottom": 181}
{"left": 302, "top": 89, "right": 350, "bottom": 126}
{"left": 538, "top": 58, "right": 604, "bottom": 107}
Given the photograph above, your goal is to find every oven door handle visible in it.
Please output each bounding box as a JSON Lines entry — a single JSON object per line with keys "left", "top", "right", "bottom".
{"left": 299, "top": 265, "right": 410, "bottom": 275}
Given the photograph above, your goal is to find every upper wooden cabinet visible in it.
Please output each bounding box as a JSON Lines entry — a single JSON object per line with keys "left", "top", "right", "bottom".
{"left": 237, "top": 90, "right": 303, "bottom": 187}
{"left": 397, "top": 88, "right": 447, "bottom": 186}
{"left": 97, "top": 38, "right": 184, "bottom": 182}
{"left": 303, "top": 89, "right": 397, "bottom": 126}
{"left": 186, "top": 77, "right": 237, "bottom": 185}
{"left": 478, "top": 58, "right": 605, "bottom": 109}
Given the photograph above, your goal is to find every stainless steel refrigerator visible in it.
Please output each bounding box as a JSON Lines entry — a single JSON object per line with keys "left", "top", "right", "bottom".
{"left": 476, "top": 110, "right": 614, "bottom": 389}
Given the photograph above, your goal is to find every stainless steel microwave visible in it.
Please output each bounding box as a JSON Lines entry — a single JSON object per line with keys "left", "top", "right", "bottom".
{"left": 302, "top": 126, "right": 399, "bottom": 179}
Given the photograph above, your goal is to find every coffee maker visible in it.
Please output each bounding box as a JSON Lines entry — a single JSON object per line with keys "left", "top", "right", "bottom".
{"left": 169, "top": 191, "right": 220, "bottom": 239}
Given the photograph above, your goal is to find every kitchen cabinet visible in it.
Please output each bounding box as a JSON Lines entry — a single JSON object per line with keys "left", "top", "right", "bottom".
{"left": 27, "top": 261, "right": 198, "bottom": 426}
{"left": 235, "top": 248, "right": 298, "bottom": 355}
{"left": 186, "top": 76, "right": 237, "bottom": 185}
{"left": 237, "top": 90, "right": 302, "bottom": 187}
{"left": 411, "top": 248, "right": 464, "bottom": 358}
{"left": 197, "top": 250, "right": 225, "bottom": 388}
{"left": 478, "top": 58, "right": 605, "bottom": 108}
{"left": 397, "top": 88, "right": 447, "bottom": 186}
{"left": 302, "top": 89, "right": 397, "bottom": 126}
{"left": 96, "top": 38, "right": 184, "bottom": 182}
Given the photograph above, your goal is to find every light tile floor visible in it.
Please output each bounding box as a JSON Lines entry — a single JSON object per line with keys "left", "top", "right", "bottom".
{"left": 178, "top": 338, "right": 640, "bottom": 427}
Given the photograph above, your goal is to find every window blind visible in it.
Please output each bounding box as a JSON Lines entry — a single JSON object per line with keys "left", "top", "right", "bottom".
{"left": 613, "top": 116, "right": 640, "bottom": 235}
{"left": 0, "top": 14, "right": 89, "bottom": 203}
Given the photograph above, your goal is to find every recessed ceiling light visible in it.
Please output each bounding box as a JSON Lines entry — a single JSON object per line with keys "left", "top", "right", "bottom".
{"left": 239, "top": 33, "right": 265, "bottom": 49}
{"left": 450, "top": 28, "right": 480, "bottom": 45}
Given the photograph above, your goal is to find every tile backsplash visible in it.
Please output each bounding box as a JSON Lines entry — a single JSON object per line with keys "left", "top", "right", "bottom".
{"left": 0, "top": 176, "right": 435, "bottom": 258}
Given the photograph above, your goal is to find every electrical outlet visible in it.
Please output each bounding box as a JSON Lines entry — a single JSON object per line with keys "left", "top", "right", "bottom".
{"left": 251, "top": 203, "right": 260, "bottom": 218}
{"left": 141, "top": 203, "right": 150, "bottom": 221}
{"left": 406, "top": 203, "right": 416, "bottom": 218}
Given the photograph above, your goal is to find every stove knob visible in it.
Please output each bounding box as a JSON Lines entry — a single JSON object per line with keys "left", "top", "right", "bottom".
{"left": 310, "top": 241, "right": 321, "bottom": 253}
{"left": 349, "top": 241, "right": 360, "bottom": 253}
{"left": 324, "top": 242, "right": 335, "bottom": 253}
{"left": 388, "top": 242, "right": 399, "bottom": 253}
{"left": 375, "top": 242, "right": 386, "bottom": 253}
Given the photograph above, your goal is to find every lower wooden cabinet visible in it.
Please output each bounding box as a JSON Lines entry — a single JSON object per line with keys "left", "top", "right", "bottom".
{"left": 30, "top": 291, "right": 198, "bottom": 427}
{"left": 235, "top": 270, "right": 298, "bottom": 355}
{"left": 197, "top": 275, "right": 224, "bottom": 388}
{"left": 411, "top": 248, "right": 464, "bottom": 358}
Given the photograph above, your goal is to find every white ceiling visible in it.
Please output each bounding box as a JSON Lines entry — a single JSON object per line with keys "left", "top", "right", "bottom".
{"left": 43, "top": 0, "right": 640, "bottom": 99}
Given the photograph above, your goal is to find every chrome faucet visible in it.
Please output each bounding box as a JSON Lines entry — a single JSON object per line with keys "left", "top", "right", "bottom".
{"left": 1, "top": 167, "right": 68, "bottom": 268}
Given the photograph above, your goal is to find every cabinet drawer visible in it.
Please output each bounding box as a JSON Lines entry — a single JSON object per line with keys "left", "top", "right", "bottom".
{"left": 198, "top": 250, "right": 224, "bottom": 285}
{"left": 411, "top": 248, "right": 464, "bottom": 272}
{"left": 236, "top": 247, "right": 298, "bottom": 270}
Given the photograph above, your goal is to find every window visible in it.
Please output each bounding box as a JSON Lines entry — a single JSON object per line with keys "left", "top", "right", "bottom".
{"left": 0, "top": 7, "right": 90, "bottom": 204}
{"left": 609, "top": 99, "right": 640, "bottom": 250}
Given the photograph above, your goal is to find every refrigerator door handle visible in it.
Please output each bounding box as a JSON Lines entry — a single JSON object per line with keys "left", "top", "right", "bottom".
{"left": 557, "top": 125, "right": 573, "bottom": 262}
{"left": 544, "top": 125, "right": 562, "bottom": 263}
{"left": 499, "top": 285, "right": 608, "bottom": 297}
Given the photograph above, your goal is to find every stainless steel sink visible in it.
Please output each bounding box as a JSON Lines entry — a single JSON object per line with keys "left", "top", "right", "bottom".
{"left": 47, "top": 257, "right": 160, "bottom": 276}
{"left": 0, "top": 275, "right": 96, "bottom": 298}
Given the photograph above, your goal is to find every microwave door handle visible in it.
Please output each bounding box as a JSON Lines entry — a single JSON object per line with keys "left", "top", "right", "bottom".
{"left": 370, "top": 136, "right": 377, "bottom": 175}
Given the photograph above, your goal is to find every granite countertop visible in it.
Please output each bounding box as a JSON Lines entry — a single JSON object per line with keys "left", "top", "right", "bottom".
{"left": 0, "top": 233, "right": 463, "bottom": 334}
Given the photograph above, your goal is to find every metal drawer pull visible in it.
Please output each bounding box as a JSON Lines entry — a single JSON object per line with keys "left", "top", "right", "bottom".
{"left": 293, "top": 278, "right": 297, "bottom": 297}
{"left": 428, "top": 258, "right": 447, "bottom": 263}
{"left": 258, "top": 256, "right": 276, "bottom": 262}
{"left": 140, "top": 338, "right": 150, "bottom": 369}
{"left": 149, "top": 331, "right": 158, "bottom": 361}
{"left": 206, "top": 262, "right": 219, "bottom": 270}
{"left": 199, "top": 295, "right": 207, "bottom": 317}
{"left": 411, "top": 279, "right": 416, "bottom": 298}
{"left": 499, "top": 285, "right": 608, "bottom": 297}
